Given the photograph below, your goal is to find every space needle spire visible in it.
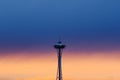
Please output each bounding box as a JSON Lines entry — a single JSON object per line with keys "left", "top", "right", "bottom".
{"left": 54, "top": 40, "right": 66, "bottom": 80}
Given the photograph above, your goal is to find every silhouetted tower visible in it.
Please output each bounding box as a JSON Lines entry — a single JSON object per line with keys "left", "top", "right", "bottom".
{"left": 54, "top": 41, "right": 66, "bottom": 80}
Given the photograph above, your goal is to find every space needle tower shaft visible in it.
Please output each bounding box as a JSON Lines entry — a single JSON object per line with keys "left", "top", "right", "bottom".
{"left": 54, "top": 41, "right": 66, "bottom": 80}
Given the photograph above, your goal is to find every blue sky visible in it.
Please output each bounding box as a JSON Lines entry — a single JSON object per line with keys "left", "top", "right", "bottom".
{"left": 0, "top": 0, "right": 120, "bottom": 53}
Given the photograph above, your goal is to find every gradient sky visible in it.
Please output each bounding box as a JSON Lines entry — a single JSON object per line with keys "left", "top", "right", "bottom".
{"left": 0, "top": 0, "right": 120, "bottom": 80}
{"left": 0, "top": 0, "right": 120, "bottom": 52}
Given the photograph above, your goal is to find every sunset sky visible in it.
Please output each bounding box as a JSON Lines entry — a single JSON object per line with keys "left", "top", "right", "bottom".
{"left": 0, "top": 0, "right": 120, "bottom": 80}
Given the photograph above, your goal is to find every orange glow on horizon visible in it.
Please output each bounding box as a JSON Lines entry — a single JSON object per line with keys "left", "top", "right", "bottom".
{"left": 0, "top": 51, "right": 120, "bottom": 80}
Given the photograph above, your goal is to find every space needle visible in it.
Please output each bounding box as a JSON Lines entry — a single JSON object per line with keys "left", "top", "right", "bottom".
{"left": 54, "top": 40, "right": 66, "bottom": 80}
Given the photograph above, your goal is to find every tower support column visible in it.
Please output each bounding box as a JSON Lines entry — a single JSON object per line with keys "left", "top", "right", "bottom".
{"left": 54, "top": 41, "right": 65, "bottom": 80}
